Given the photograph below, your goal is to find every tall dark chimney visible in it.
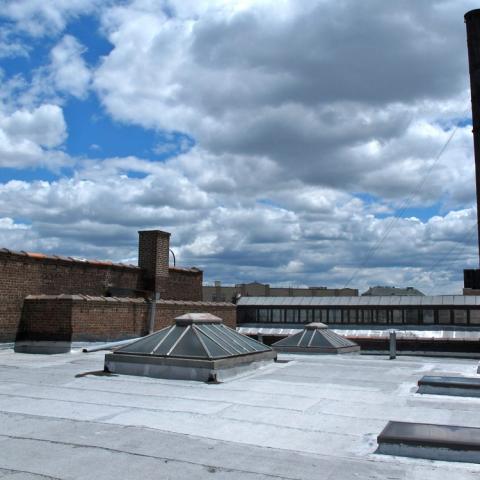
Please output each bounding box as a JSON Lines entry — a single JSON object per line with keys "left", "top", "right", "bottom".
{"left": 464, "top": 10, "right": 480, "bottom": 290}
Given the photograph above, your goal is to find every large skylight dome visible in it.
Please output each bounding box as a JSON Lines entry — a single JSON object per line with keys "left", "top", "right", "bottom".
{"left": 105, "top": 313, "right": 276, "bottom": 382}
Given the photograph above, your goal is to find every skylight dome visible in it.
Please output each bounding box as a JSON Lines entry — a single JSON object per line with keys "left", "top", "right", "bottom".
{"left": 105, "top": 313, "right": 276, "bottom": 382}
{"left": 272, "top": 322, "right": 360, "bottom": 354}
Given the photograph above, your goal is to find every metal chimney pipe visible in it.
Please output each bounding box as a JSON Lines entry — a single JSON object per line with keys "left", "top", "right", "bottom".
{"left": 465, "top": 9, "right": 480, "bottom": 266}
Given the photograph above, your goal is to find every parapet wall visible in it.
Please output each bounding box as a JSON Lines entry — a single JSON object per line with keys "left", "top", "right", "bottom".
{"left": 0, "top": 250, "right": 142, "bottom": 342}
{"left": 0, "top": 247, "right": 204, "bottom": 343}
{"left": 167, "top": 268, "right": 203, "bottom": 301}
{"left": 18, "top": 295, "right": 236, "bottom": 343}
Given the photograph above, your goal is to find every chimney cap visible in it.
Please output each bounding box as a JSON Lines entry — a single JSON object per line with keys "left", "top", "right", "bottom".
{"left": 465, "top": 9, "right": 480, "bottom": 21}
{"left": 138, "top": 230, "right": 171, "bottom": 236}
{"left": 175, "top": 313, "right": 223, "bottom": 326}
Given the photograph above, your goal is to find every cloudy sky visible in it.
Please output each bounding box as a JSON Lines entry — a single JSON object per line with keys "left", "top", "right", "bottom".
{"left": 0, "top": 0, "right": 479, "bottom": 294}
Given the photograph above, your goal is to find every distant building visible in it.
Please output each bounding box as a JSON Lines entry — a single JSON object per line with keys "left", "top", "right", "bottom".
{"left": 203, "top": 281, "right": 358, "bottom": 302}
{"left": 361, "top": 286, "right": 424, "bottom": 296}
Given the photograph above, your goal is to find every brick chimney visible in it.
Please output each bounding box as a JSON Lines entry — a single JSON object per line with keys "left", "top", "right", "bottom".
{"left": 138, "top": 230, "right": 171, "bottom": 296}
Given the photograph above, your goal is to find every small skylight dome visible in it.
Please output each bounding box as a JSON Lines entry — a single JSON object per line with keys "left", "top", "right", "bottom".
{"left": 104, "top": 313, "right": 276, "bottom": 382}
{"left": 272, "top": 322, "right": 360, "bottom": 354}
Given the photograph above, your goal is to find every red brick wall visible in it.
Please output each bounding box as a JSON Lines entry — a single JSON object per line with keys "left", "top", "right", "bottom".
{"left": 138, "top": 230, "right": 171, "bottom": 295}
{"left": 19, "top": 295, "right": 236, "bottom": 342}
{"left": 167, "top": 268, "right": 203, "bottom": 301}
{"left": 0, "top": 232, "right": 204, "bottom": 342}
{"left": 0, "top": 251, "right": 142, "bottom": 342}
{"left": 154, "top": 300, "right": 235, "bottom": 331}
{"left": 17, "top": 296, "right": 73, "bottom": 342}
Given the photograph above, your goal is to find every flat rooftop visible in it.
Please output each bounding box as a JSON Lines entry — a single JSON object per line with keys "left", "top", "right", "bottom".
{"left": 0, "top": 349, "right": 480, "bottom": 479}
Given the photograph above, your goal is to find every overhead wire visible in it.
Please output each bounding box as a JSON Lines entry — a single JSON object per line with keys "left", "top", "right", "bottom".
{"left": 423, "top": 221, "right": 478, "bottom": 295}
{"left": 343, "top": 106, "right": 469, "bottom": 288}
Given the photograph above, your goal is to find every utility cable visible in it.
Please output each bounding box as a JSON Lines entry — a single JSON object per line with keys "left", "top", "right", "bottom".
{"left": 343, "top": 109, "right": 468, "bottom": 288}
{"left": 423, "top": 221, "right": 478, "bottom": 295}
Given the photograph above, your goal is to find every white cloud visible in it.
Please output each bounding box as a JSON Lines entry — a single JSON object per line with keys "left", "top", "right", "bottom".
{"left": 0, "top": 0, "right": 479, "bottom": 295}
{"left": 92, "top": 0, "right": 478, "bottom": 207}
{"left": 0, "top": 103, "right": 69, "bottom": 168}
{"left": 0, "top": 0, "right": 98, "bottom": 37}
{"left": 50, "top": 35, "right": 91, "bottom": 98}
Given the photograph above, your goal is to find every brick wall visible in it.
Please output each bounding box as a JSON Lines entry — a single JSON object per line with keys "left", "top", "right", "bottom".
{"left": 138, "top": 230, "right": 171, "bottom": 295}
{"left": 0, "top": 230, "right": 204, "bottom": 343}
{"left": 19, "top": 295, "right": 236, "bottom": 343}
{"left": 167, "top": 268, "right": 203, "bottom": 301}
{"left": 1, "top": 251, "right": 142, "bottom": 342}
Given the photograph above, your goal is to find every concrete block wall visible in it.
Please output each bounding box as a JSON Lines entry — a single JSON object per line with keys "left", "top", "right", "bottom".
{"left": 19, "top": 295, "right": 236, "bottom": 343}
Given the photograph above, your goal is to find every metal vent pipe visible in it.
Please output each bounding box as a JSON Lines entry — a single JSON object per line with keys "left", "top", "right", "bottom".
{"left": 465, "top": 9, "right": 480, "bottom": 266}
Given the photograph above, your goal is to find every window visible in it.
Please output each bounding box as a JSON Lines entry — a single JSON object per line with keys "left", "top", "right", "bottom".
{"left": 258, "top": 309, "right": 269, "bottom": 322}
{"left": 454, "top": 310, "right": 467, "bottom": 325}
{"left": 405, "top": 309, "right": 419, "bottom": 324}
{"left": 423, "top": 309, "right": 434, "bottom": 324}
{"left": 285, "top": 309, "right": 297, "bottom": 323}
{"left": 272, "top": 309, "right": 282, "bottom": 323}
{"left": 377, "top": 310, "right": 387, "bottom": 324}
{"left": 314, "top": 309, "right": 328, "bottom": 322}
{"left": 392, "top": 310, "right": 402, "bottom": 324}
{"left": 363, "top": 310, "right": 372, "bottom": 324}
{"left": 470, "top": 309, "right": 480, "bottom": 324}
{"left": 438, "top": 310, "right": 450, "bottom": 325}
{"left": 329, "top": 309, "right": 341, "bottom": 323}
{"left": 299, "top": 309, "right": 309, "bottom": 323}
{"left": 238, "top": 308, "right": 256, "bottom": 323}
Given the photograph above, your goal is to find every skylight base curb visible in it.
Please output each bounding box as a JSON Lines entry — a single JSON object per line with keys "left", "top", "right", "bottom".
{"left": 104, "top": 350, "right": 277, "bottom": 382}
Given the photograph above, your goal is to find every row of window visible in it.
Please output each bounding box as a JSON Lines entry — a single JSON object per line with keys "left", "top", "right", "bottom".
{"left": 238, "top": 308, "right": 480, "bottom": 326}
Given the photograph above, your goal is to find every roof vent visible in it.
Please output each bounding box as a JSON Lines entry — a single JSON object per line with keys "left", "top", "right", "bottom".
{"left": 104, "top": 313, "right": 276, "bottom": 382}
{"left": 272, "top": 322, "right": 360, "bottom": 354}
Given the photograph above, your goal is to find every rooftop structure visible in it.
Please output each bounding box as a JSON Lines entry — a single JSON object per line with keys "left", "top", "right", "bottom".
{"left": 272, "top": 322, "right": 360, "bottom": 354}
{"left": 105, "top": 313, "right": 276, "bottom": 382}
{"left": 203, "top": 280, "right": 358, "bottom": 302}
{"left": 237, "top": 295, "right": 480, "bottom": 355}
{"left": 362, "top": 286, "right": 424, "bottom": 296}
{"left": 237, "top": 295, "right": 480, "bottom": 326}
{"left": 1, "top": 348, "right": 480, "bottom": 478}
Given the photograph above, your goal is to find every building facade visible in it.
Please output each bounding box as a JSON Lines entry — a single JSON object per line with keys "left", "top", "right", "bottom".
{"left": 203, "top": 281, "right": 358, "bottom": 302}
{"left": 362, "top": 286, "right": 424, "bottom": 296}
{"left": 237, "top": 296, "right": 480, "bottom": 327}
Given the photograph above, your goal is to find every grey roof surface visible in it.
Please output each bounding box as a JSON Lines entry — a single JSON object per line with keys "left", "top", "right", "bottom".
{"left": 1, "top": 349, "right": 480, "bottom": 478}
{"left": 237, "top": 295, "right": 480, "bottom": 307}
{"left": 116, "top": 316, "right": 271, "bottom": 360}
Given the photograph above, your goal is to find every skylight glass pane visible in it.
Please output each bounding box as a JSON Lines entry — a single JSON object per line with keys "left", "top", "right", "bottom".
{"left": 117, "top": 328, "right": 171, "bottom": 354}
{"left": 217, "top": 326, "right": 256, "bottom": 352}
{"left": 309, "top": 331, "right": 332, "bottom": 348}
{"left": 196, "top": 330, "right": 230, "bottom": 358}
{"left": 169, "top": 329, "right": 208, "bottom": 358}
{"left": 198, "top": 324, "right": 240, "bottom": 354}
{"left": 274, "top": 331, "right": 303, "bottom": 346}
{"left": 298, "top": 330, "right": 314, "bottom": 347}
{"left": 153, "top": 327, "right": 185, "bottom": 355}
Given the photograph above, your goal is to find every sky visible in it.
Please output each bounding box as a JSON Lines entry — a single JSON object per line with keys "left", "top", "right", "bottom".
{"left": 0, "top": 0, "right": 479, "bottom": 294}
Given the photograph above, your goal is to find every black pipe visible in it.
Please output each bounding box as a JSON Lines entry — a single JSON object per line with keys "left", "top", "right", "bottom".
{"left": 465, "top": 9, "right": 480, "bottom": 266}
